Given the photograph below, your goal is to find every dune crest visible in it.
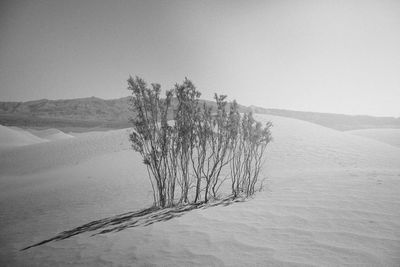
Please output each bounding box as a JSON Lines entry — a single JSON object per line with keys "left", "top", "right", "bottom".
{"left": 28, "top": 128, "right": 74, "bottom": 141}
{"left": 348, "top": 128, "right": 400, "bottom": 148}
{"left": 0, "top": 125, "right": 47, "bottom": 149}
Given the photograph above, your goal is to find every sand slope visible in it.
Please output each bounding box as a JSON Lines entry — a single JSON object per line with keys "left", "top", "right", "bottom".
{"left": 0, "top": 128, "right": 130, "bottom": 176}
{"left": 1, "top": 114, "right": 400, "bottom": 266}
{"left": 28, "top": 128, "right": 74, "bottom": 141}
{"left": 0, "top": 125, "right": 47, "bottom": 149}
{"left": 348, "top": 128, "right": 400, "bottom": 148}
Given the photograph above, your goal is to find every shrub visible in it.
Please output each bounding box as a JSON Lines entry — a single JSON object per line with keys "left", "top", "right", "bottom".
{"left": 128, "top": 76, "right": 272, "bottom": 208}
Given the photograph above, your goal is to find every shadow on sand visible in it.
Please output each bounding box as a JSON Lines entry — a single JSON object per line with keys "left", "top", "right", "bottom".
{"left": 21, "top": 196, "right": 246, "bottom": 251}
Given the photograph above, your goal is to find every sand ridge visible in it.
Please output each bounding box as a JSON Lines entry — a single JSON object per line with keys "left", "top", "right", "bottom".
{"left": 348, "top": 128, "right": 400, "bottom": 148}
{"left": 28, "top": 128, "right": 75, "bottom": 141}
{"left": 0, "top": 125, "right": 47, "bottom": 149}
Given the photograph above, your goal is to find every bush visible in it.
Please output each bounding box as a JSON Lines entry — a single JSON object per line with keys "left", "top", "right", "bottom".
{"left": 128, "top": 76, "right": 272, "bottom": 208}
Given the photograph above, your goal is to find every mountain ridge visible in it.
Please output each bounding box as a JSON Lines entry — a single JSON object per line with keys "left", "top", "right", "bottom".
{"left": 0, "top": 97, "right": 399, "bottom": 131}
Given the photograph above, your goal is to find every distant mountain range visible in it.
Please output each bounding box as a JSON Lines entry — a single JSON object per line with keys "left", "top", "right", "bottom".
{"left": 0, "top": 97, "right": 131, "bottom": 131}
{"left": 0, "top": 96, "right": 399, "bottom": 131}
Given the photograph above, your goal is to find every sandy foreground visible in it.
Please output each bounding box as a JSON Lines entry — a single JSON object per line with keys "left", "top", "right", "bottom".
{"left": 1, "top": 114, "right": 400, "bottom": 266}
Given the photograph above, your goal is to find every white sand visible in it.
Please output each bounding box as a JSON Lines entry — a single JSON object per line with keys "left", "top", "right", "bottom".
{"left": 348, "top": 128, "right": 400, "bottom": 148}
{"left": 1, "top": 115, "right": 400, "bottom": 266}
{"left": 27, "top": 128, "right": 75, "bottom": 141}
{"left": 0, "top": 125, "right": 47, "bottom": 149}
{"left": 0, "top": 128, "right": 130, "bottom": 176}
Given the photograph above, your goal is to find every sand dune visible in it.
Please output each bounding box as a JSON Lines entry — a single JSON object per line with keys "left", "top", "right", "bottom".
{"left": 1, "top": 114, "right": 400, "bottom": 266}
{"left": 0, "top": 125, "right": 47, "bottom": 149}
{"left": 28, "top": 128, "right": 74, "bottom": 141}
{"left": 348, "top": 128, "right": 400, "bottom": 148}
{"left": 0, "top": 128, "right": 131, "bottom": 176}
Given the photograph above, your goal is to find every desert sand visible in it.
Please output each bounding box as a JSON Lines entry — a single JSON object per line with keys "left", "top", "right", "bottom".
{"left": 348, "top": 128, "right": 400, "bottom": 148}
{"left": 1, "top": 114, "right": 400, "bottom": 266}
{"left": 27, "top": 128, "right": 74, "bottom": 141}
{"left": 0, "top": 125, "right": 47, "bottom": 149}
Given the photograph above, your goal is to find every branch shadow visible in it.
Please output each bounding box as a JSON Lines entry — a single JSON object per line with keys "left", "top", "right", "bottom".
{"left": 21, "top": 195, "right": 245, "bottom": 251}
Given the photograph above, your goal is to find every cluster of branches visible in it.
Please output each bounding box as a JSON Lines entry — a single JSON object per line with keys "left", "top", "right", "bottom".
{"left": 128, "top": 76, "right": 272, "bottom": 208}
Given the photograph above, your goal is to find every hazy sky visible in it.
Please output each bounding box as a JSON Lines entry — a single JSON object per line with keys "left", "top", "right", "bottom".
{"left": 1, "top": 0, "right": 399, "bottom": 116}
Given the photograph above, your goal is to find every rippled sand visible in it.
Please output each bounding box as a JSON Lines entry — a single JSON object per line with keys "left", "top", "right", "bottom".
{"left": 1, "top": 115, "right": 399, "bottom": 266}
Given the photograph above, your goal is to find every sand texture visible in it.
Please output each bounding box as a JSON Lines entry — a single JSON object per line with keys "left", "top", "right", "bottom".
{"left": 0, "top": 125, "right": 47, "bottom": 149}
{"left": 1, "top": 114, "right": 400, "bottom": 266}
{"left": 348, "top": 128, "right": 400, "bottom": 148}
